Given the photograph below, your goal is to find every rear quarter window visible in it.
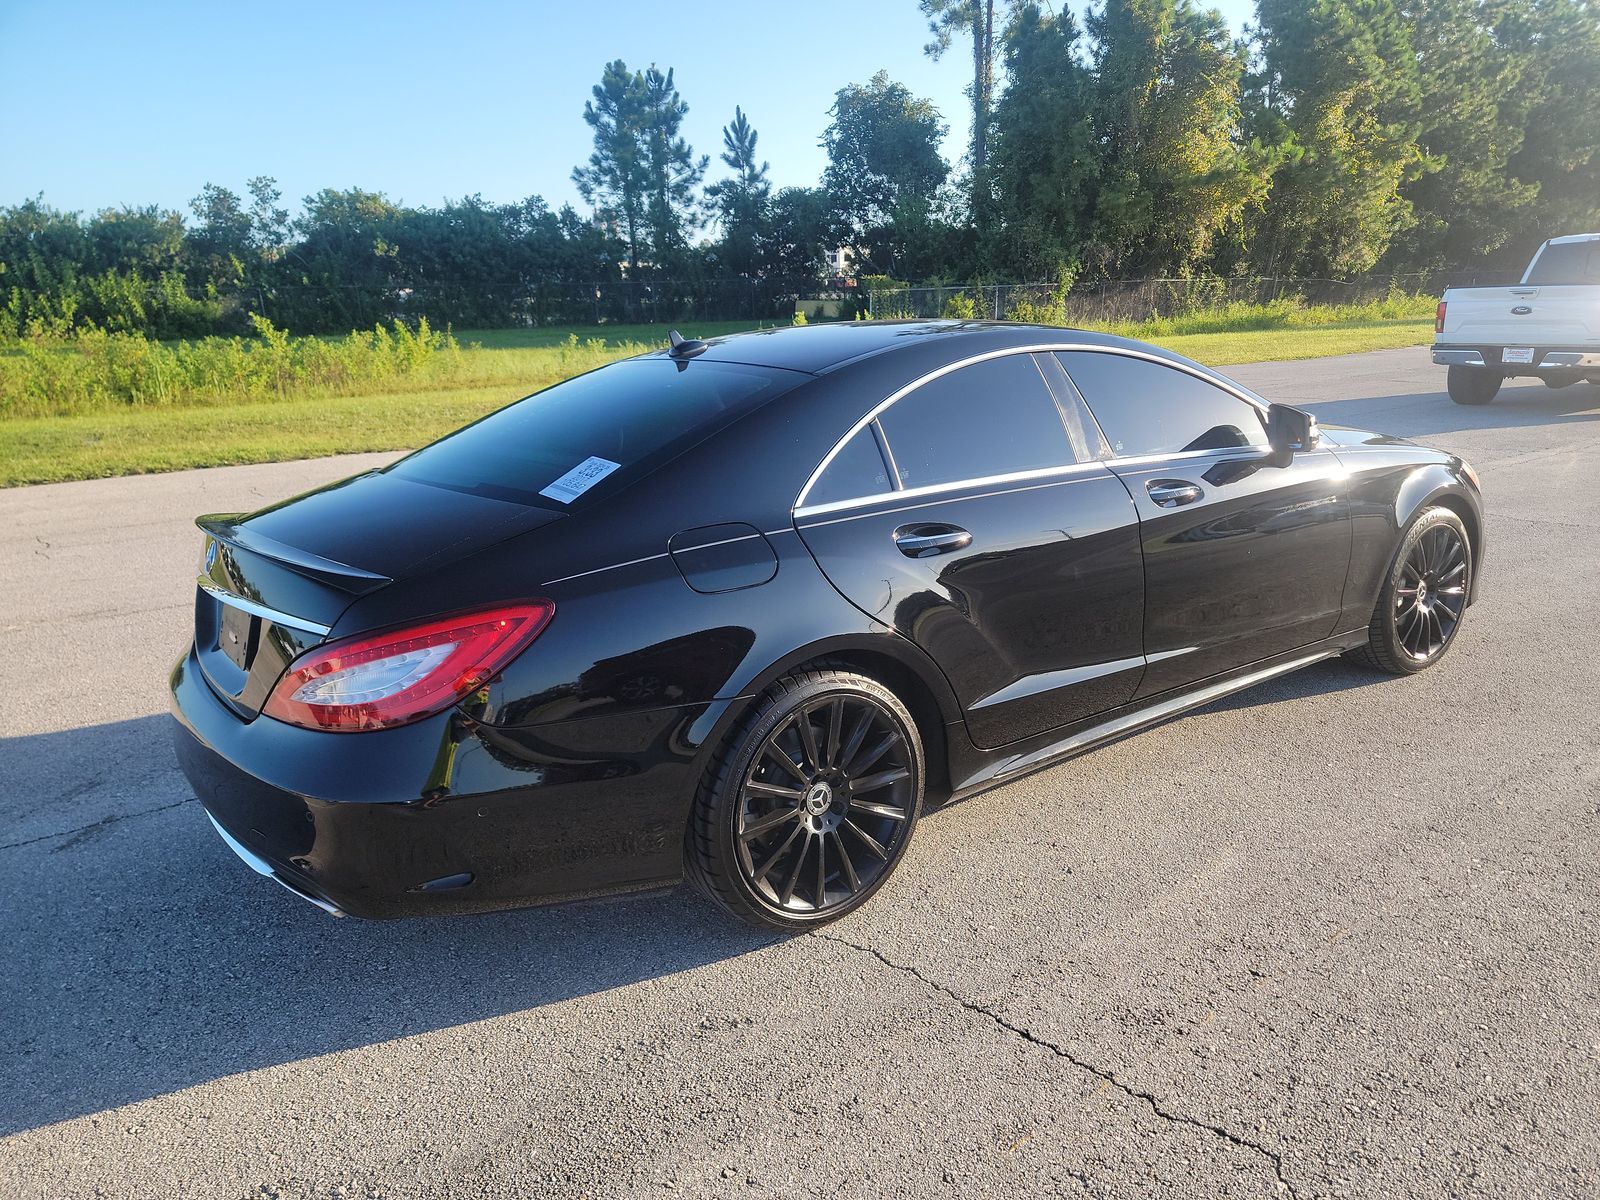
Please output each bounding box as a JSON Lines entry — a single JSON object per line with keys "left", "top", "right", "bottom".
{"left": 806, "top": 427, "right": 894, "bottom": 507}
{"left": 389, "top": 358, "right": 800, "bottom": 507}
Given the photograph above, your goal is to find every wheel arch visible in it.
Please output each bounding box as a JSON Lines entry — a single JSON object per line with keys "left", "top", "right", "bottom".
{"left": 1394, "top": 465, "right": 1484, "bottom": 604}
{"left": 687, "top": 632, "right": 964, "bottom": 803}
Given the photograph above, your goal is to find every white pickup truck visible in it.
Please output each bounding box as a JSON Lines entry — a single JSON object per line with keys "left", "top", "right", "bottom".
{"left": 1433, "top": 232, "right": 1600, "bottom": 404}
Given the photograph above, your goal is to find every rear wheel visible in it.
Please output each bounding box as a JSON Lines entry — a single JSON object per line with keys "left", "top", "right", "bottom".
{"left": 685, "top": 668, "right": 923, "bottom": 932}
{"left": 1447, "top": 366, "right": 1501, "bottom": 405}
{"left": 1347, "top": 507, "right": 1472, "bottom": 675}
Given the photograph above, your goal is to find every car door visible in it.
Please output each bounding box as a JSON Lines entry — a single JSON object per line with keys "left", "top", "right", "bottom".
{"left": 795, "top": 351, "right": 1146, "bottom": 749}
{"left": 1055, "top": 350, "right": 1352, "bottom": 698}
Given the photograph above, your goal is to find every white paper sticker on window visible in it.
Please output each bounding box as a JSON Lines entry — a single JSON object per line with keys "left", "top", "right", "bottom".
{"left": 539, "top": 456, "right": 622, "bottom": 504}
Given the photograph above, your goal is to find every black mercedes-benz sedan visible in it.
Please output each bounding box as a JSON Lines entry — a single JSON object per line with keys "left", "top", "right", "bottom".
{"left": 172, "top": 321, "right": 1484, "bottom": 930}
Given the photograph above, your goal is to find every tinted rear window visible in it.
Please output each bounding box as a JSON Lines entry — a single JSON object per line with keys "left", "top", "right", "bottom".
{"left": 389, "top": 358, "right": 798, "bottom": 506}
{"left": 1525, "top": 241, "right": 1600, "bottom": 286}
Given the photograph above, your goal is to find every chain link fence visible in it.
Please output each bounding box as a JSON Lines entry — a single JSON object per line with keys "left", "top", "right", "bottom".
{"left": 866, "top": 274, "right": 1460, "bottom": 324}
{"left": 244, "top": 276, "right": 826, "bottom": 332}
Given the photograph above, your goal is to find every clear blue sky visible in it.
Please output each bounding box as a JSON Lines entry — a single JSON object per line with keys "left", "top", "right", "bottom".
{"left": 1, "top": 0, "right": 1253, "bottom": 221}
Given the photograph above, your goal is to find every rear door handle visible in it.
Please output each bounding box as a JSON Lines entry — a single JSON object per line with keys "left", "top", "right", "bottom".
{"left": 1146, "top": 479, "right": 1204, "bottom": 508}
{"left": 892, "top": 523, "right": 972, "bottom": 558}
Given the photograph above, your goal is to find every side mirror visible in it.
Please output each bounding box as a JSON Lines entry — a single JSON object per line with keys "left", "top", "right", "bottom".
{"left": 1266, "top": 403, "right": 1319, "bottom": 463}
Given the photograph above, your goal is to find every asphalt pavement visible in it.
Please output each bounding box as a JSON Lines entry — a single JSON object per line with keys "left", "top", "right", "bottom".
{"left": 2, "top": 347, "right": 1597, "bottom": 1199}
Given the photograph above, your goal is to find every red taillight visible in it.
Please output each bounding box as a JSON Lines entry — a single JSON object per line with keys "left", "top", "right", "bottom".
{"left": 1435, "top": 300, "right": 1447, "bottom": 334}
{"left": 262, "top": 602, "right": 554, "bottom": 732}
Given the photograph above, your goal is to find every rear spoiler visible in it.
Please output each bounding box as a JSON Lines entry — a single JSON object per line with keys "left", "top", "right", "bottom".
{"left": 196, "top": 513, "right": 392, "bottom": 594}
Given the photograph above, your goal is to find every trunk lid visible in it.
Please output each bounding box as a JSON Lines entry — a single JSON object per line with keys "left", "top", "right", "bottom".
{"left": 193, "top": 470, "right": 563, "bottom": 717}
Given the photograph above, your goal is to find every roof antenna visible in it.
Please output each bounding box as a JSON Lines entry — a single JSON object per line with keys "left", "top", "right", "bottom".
{"left": 667, "top": 329, "right": 708, "bottom": 360}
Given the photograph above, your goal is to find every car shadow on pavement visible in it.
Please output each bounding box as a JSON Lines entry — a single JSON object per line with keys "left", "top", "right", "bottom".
{"left": 1, "top": 715, "right": 780, "bottom": 1137}
{"left": 1306, "top": 380, "right": 1600, "bottom": 441}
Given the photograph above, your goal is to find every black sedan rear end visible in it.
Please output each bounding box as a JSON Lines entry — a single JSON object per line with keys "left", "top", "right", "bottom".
{"left": 172, "top": 321, "right": 1484, "bottom": 929}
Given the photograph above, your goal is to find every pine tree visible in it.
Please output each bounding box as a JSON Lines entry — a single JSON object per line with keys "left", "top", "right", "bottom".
{"left": 989, "top": 3, "right": 1099, "bottom": 277}
{"left": 706, "top": 107, "right": 772, "bottom": 277}
{"left": 1247, "top": 0, "right": 1425, "bottom": 276}
{"left": 640, "top": 66, "right": 708, "bottom": 271}
{"left": 572, "top": 61, "right": 651, "bottom": 275}
{"left": 920, "top": 0, "right": 999, "bottom": 227}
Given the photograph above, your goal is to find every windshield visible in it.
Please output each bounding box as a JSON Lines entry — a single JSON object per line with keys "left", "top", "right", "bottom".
{"left": 1525, "top": 241, "right": 1600, "bottom": 286}
{"left": 388, "top": 357, "right": 802, "bottom": 507}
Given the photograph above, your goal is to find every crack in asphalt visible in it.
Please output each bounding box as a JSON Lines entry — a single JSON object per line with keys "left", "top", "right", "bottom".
{"left": 1488, "top": 510, "right": 1597, "bottom": 533}
{"left": 814, "top": 931, "right": 1298, "bottom": 1198}
{"left": 0, "top": 797, "right": 194, "bottom": 852}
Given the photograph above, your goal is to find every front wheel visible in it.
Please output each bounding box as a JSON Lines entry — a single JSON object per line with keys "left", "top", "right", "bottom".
{"left": 1447, "top": 366, "right": 1501, "bottom": 406}
{"left": 1347, "top": 507, "right": 1473, "bottom": 675}
{"left": 685, "top": 668, "right": 924, "bottom": 931}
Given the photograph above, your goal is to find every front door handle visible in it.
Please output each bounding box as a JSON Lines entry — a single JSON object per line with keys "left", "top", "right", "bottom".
{"left": 1146, "top": 479, "right": 1204, "bottom": 508}
{"left": 892, "top": 523, "right": 972, "bottom": 558}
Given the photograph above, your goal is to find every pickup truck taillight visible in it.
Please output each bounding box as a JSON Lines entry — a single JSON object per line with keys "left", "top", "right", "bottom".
{"left": 1435, "top": 300, "right": 1447, "bottom": 334}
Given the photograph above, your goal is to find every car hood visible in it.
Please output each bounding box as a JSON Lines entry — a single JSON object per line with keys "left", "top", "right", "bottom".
{"left": 1315, "top": 423, "right": 1416, "bottom": 451}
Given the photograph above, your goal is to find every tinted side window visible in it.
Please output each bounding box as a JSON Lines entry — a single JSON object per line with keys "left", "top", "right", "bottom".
{"left": 808, "top": 427, "right": 893, "bottom": 506}
{"left": 1056, "top": 352, "right": 1267, "bottom": 458}
{"left": 878, "top": 354, "right": 1076, "bottom": 489}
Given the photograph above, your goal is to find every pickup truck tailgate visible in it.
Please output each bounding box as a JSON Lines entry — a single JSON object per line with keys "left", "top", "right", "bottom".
{"left": 1442, "top": 285, "right": 1600, "bottom": 345}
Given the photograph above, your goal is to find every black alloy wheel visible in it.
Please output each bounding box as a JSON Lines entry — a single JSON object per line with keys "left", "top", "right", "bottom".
{"left": 1392, "top": 523, "right": 1469, "bottom": 660}
{"left": 1349, "top": 507, "right": 1473, "bottom": 675}
{"left": 686, "top": 668, "right": 923, "bottom": 930}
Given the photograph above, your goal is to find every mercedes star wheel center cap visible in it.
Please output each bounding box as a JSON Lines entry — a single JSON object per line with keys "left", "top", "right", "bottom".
{"left": 805, "top": 783, "right": 833, "bottom": 815}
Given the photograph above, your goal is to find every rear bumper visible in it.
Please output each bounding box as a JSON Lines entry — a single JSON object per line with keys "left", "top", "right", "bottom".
{"left": 1433, "top": 344, "right": 1600, "bottom": 371}
{"left": 170, "top": 647, "right": 711, "bottom": 918}
{"left": 204, "top": 811, "right": 346, "bottom": 915}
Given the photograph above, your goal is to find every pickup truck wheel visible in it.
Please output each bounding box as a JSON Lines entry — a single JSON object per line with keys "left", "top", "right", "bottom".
{"left": 1447, "top": 366, "right": 1500, "bottom": 406}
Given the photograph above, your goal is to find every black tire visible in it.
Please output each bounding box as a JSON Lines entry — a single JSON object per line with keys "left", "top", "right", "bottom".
{"left": 1346, "top": 507, "right": 1473, "bottom": 675}
{"left": 1447, "top": 366, "right": 1500, "bottom": 406}
{"left": 685, "top": 667, "right": 923, "bottom": 932}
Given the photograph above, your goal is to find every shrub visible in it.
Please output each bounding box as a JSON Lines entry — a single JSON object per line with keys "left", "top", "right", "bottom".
{"left": 941, "top": 292, "right": 978, "bottom": 320}
{"left": 0, "top": 316, "right": 464, "bottom": 418}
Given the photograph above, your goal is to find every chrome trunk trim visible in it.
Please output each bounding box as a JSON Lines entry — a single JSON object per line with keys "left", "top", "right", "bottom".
{"left": 196, "top": 579, "right": 332, "bottom": 638}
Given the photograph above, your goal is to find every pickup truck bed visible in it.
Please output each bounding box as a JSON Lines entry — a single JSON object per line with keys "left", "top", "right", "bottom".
{"left": 1433, "top": 233, "right": 1600, "bottom": 404}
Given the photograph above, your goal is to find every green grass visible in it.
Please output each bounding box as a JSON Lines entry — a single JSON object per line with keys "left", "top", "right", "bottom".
{"left": 452, "top": 319, "right": 775, "bottom": 350}
{"left": 0, "top": 315, "right": 1433, "bottom": 487}
{"left": 1158, "top": 317, "right": 1432, "bottom": 367}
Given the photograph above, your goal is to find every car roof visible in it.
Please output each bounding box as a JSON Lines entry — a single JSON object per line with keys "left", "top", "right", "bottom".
{"left": 1547, "top": 233, "right": 1600, "bottom": 245}
{"left": 639, "top": 319, "right": 1183, "bottom": 376}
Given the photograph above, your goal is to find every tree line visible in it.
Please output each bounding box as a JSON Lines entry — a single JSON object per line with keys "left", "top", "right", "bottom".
{"left": 3, "top": 0, "right": 1596, "bottom": 338}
